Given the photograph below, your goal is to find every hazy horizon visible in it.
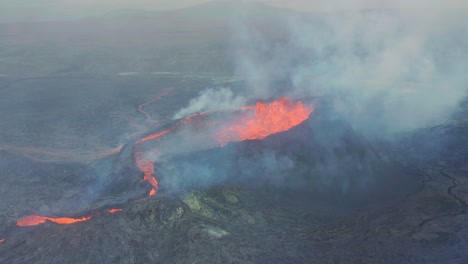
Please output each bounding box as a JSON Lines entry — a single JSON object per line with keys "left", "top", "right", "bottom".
{"left": 2, "top": 0, "right": 467, "bottom": 22}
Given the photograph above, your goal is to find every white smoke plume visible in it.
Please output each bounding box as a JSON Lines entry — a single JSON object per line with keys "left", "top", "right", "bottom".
{"left": 166, "top": 2, "right": 468, "bottom": 199}
{"left": 231, "top": 6, "right": 468, "bottom": 136}
{"left": 173, "top": 87, "right": 246, "bottom": 119}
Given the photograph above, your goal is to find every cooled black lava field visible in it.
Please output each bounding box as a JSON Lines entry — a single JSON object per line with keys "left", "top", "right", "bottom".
{"left": 1, "top": 1, "right": 468, "bottom": 263}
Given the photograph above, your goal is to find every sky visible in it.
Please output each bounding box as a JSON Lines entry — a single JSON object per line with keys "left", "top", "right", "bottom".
{"left": 1, "top": 0, "right": 467, "bottom": 22}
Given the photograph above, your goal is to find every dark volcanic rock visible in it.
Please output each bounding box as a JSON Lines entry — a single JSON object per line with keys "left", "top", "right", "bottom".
{"left": 1, "top": 99, "right": 467, "bottom": 264}
{"left": 93, "top": 143, "right": 148, "bottom": 207}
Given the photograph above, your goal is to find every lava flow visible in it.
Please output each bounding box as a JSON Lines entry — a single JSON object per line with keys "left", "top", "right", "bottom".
{"left": 17, "top": 215, "right": 93, "bottom": 227}
{"left": 6, "top": 90, "right": 173, "bottom": 231}
{"left": 133, "top": 113, "right": 201, "bottom": 195}
{"left": 16, "top": 209, "right": 124, "bottom": 227}
{"left": 0, "top": 238, "right": 5, "bottom": 243}
{"left": 134, "top": 151, "right": 160, "bottom": 196}
{"left": 11, "top": 97, "right": 311, "bottom": 231}
{"left": 107, "top": 208, "right": 123, "bottom": 214}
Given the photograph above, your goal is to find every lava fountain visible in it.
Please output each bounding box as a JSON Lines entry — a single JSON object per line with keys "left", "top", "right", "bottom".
{"left": 216, "top": 98, "right": 313, "bottom": 146}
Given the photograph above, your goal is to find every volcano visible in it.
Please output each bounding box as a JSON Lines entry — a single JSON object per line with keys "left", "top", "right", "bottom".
{"left": 153, "top": 100, "right": 421, "bottom": 207}
{"left": 1, "top": 93, "right": 424, "bottom": 252}
{"left": 133, "top": 97, "right": 314, "bottom": 196}
{"left": 92, "top": 96, "right": 421, "bottom": 209}
{"left": 8, "top": 98, "right": 314, "bottom": 228}
{"left": 1, "top": 93, "right": 449, "bottom": 264}
{"left": 1, "top": 0, "right": 467, "bottom": 261}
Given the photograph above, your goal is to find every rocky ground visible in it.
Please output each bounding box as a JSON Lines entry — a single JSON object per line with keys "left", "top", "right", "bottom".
{"left": 0, "top": 76, "right": 467, "bottom": 263}
{"left": 1, "top": 120, "right": 467, "bottom": 263}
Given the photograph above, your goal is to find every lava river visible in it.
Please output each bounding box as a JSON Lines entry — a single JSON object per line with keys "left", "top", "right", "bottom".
{"left": 16, "top": 209, "right": 124, "bottom": 227}
{"left": 12, "top": 97, "right": 312, "bottom": 229}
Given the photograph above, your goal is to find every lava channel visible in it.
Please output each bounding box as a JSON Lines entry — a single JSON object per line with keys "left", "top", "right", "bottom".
{"left": 107, "top": 208, "right": 123, "bottom": 214}
{"left": 16, "top": 209, "right": 123, "bottom": 227}
{"left": 16, "top": 215, "right": 93, "bottom": 227}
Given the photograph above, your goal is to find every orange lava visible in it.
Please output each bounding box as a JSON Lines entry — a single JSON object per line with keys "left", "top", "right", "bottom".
{"left": 16, "top": 214, "right": 93, "bottom": 227}
{"left": 180, "top": 111, "right": 207, "bottom": 124}
{"left": 0, "top": 238, "right": 5, "bottom": 243}
{"left": 107, "top": 208, "right": 123, "bottom": 214}
{"left": 136, "top": 129, "right": 172, "bottom": 144}
{"left": 134, "top": 151, "right": 159, "bottom": 195}
{"left": 7, "top": 89, "right": 171, "bottom": 230}
{"left": 216, "top": 98, "right": 313, "bottom": 145}
{"left": 133, "top": 111, "right": 210, "bottom": 196}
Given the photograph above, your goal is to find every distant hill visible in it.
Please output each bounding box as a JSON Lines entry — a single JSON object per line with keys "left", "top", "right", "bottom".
{"left": 0, "top": 1, "right": 396, "bottom": 77}
{"left": 103, "top": 1, "right": 306, "bottom": 21}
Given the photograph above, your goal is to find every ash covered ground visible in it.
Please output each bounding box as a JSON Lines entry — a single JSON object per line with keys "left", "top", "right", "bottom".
{"left": 1, "top": 1, "right": 468, "bottom": 263}
{"left": 0, "top": 74, "right": 467, "bottom": 263}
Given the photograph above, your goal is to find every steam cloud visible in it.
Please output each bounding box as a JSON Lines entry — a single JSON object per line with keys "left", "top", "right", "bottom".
{"left": 229, "top": 6, "right": 468, "bottom": 136}
{"left": 173, "top": 87, "right": 246, "bottom": 119}
{"left": 166, "top": 4, "right": 468, "bottom": 202}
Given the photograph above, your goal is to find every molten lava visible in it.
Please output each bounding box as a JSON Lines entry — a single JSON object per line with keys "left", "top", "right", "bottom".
{"left": 132, "top": 111, "right": 211, "bottom": 196}
{"left": 0, "top": 238, "right": 5, "bottom": 243}
{"left": 134, "top": 151, "right": 159, "bottom": 196}
{"left": 5, "top": 90, "right": 166, "bottom": 233}
{"left": 17, "top": 215, "right": 93, "bottom": 227}
{"left": 16, "top": 208, "right": 124, "bottom": 227}
{"left": 216, "top": 98, "right": 313, "bottom": 145}
{"left": 107, "top": 208, "right": 123, "bottom": 214}
{"left": 136, "top": 129, "right": 173, "bottom": 144}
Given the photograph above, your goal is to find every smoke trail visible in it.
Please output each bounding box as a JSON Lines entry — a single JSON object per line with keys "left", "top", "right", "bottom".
{"left": 173, "top": 87, "right": 246, "bottom": 119}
